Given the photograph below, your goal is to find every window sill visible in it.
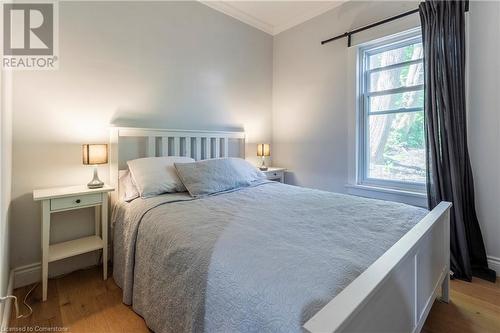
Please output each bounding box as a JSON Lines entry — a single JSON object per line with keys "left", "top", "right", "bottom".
{"left": 345, "top": 184, "right": 428, "bottom": 208}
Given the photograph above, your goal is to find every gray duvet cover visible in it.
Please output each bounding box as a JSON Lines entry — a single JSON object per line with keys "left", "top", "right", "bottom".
{"left": 112, "top": 182, "right": 427, "bottom": 333}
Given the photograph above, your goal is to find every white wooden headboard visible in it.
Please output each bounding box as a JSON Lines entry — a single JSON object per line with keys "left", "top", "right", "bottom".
{"left": 109, "top": 127, "right": 245, "bottom": 201}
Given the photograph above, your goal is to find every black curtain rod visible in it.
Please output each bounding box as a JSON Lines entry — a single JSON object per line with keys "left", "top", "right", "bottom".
{"left": 321, "top": 8, "right": 420, "bottom": 46}
{"left": 321, "top": 2, "right": 469, "bottom": 47}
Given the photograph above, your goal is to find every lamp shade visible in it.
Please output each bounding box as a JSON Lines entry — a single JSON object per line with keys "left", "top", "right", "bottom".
{"left": 82, "top": 144, "right": 108, "bottom": 165}
{"left": 257, "top": 143, "right": 270, "bottom": 157}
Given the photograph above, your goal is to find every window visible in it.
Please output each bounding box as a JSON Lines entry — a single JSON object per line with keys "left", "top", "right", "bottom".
{"left": 358, "top": 32, "right": 425, "bottom": 192}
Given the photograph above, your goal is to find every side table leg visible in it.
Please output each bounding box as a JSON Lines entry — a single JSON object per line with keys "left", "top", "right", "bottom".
{"left": 41, "top": 200, "right": 50, "bottom": 301}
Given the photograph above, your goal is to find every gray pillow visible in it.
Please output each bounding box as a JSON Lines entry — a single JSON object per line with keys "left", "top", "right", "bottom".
{"left": 174, "top": 158, "right": 266, "bottom": 197}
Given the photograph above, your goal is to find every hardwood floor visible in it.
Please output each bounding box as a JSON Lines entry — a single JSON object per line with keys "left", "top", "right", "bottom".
{"left": 10, "top": 266, "right": 499, "bottom": 333}
{"left": 9, "top": 267, "right": 149, "bottom": 333}
{"left": 423, "top": 277, "right": 500, "bottom": 333}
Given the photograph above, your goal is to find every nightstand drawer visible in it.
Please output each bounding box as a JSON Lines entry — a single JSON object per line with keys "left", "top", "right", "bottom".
{"left": 262, "top": 168, "right": 285, "bottom": 182}
{"left": 267, "top": 171, "right": 283, "bottom": 179}
{"left": 50, "top": 193, "right": 102, "bottom": 211}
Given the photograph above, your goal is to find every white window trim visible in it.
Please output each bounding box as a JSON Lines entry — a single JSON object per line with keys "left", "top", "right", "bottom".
{"left": 346, "top": 27, "right": 428, "bottom": 207}
{"left": 346, "top": 184, "right": 427, "bottom": 208}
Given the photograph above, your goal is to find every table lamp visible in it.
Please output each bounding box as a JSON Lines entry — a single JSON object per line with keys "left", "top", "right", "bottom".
{"left": 82, "top": 144, "right": 108, "bottom": 188}
{"left": 257, "top": 143, "right": 270, "bottom": 171}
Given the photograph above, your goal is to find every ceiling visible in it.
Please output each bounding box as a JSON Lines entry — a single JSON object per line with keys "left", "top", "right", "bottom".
{"left": 200, "top": 1, "right": 348, "bottom": 35}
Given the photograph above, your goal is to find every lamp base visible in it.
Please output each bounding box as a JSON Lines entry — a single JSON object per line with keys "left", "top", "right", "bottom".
{"left": 87, "top": 180, "right": 104, "bottom": 189}
{"left": 259, "top": 156, "right": 268, "bottom": 171}
{"left": 87, "top": 166, "right": 104, "bottom": 189}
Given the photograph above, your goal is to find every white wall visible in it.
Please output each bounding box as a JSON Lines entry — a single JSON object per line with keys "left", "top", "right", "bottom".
{"left": 272, "top": 1, "right": 418, "bottom": 191}
{"left": 468, "top": 1, "right": 500, "bottom": 273}
{"left": 273, "top": 0, "right": 500, "bottom": 273}
{"left": 10, "top": 1, "right": 272, "bottom": 277}
{"left": 1, "top": 69, "right": 13, "bottom": 319}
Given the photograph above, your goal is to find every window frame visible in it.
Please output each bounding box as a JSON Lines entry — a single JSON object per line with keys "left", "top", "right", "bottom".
{"left": 357, "top": 31, "right": 426, "bottom": 193}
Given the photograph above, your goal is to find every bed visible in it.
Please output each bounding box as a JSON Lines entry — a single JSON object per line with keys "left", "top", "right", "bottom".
{"left": 109, "top": 127, "right": 451, "bottom": 333}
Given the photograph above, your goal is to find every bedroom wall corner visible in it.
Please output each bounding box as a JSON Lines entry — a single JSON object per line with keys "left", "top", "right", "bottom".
{"left": 272, "top": 0, "right": 419, "bottom": 192}
{"left": 10, "top": 1, "right": 273, "bottom": 283}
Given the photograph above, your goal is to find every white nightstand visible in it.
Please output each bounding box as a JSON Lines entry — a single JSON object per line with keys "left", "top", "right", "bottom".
{"left": 33, "top": 184, "right": 114, "bottom": 301}
{"left": 262, "top": 167, "right": 286, "bottom": 183}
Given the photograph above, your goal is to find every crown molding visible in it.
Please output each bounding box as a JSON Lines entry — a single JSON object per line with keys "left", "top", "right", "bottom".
{"left": 200, "top": 1, "right": 347, "bottom": 36}
{"left": 273, "top": 1, "right": 347, "bottom": 35}
{"left": 200, "top": 1, "right": 274, "bottom": 35}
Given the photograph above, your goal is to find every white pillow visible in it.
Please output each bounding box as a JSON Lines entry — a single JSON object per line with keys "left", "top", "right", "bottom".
{"left": 118, "top": 170, "right": 139, "bottom": 202}
{"left": 127, "top": 156, "right": 195, "bottom": 198}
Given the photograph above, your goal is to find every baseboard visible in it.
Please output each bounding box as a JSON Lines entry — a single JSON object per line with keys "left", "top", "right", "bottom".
{"left": 13, "top": 262, "right": 41, "bottom": 289}
{"left": 0, "top": 270, "right": 14, "bottom": 330}
{"left": 487, "top": 256, "right": 500, "bottom": 276}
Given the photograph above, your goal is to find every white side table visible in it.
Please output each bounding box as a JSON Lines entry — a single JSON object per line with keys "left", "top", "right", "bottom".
{"left": 262, "top": 167, "right": 286, "bottom": 183}
{"left": 33, "top": 184, "right": 114, "bottom": 301}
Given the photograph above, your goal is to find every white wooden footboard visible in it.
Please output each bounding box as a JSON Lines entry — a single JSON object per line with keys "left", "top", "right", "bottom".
{"left": 304, "top": 201, "right": 451, "bottom": 333}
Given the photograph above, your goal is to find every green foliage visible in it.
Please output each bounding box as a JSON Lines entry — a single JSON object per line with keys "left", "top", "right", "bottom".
{"left": 405, "top": 112, "right": 425, "bottom": 148}
{"left": 385, "top": 112, "right": 424, "bottom": 153}
{"left": 368, "top": 40, "right": 426, "bottom": 182}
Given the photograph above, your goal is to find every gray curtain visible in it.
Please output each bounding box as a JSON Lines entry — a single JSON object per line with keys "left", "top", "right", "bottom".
{"left": 419, "top": 0, "right": 495, "bottom": 282}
